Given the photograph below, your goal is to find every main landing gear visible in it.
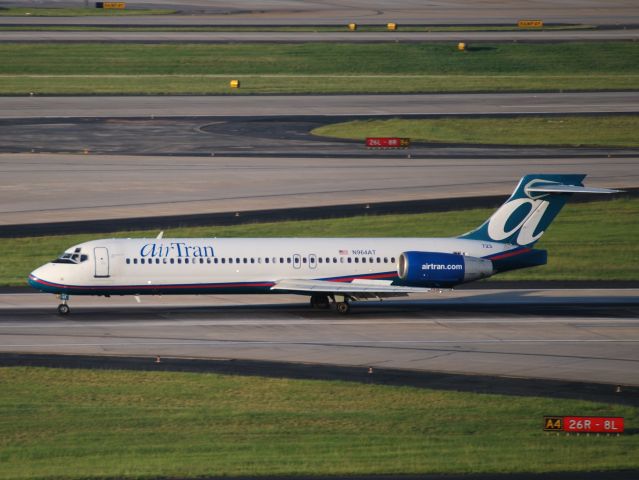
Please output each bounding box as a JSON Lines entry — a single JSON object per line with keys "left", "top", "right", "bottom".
{"left": 310, "top": 294, "right": 351, "bottom": 315}
{"left": 310, "top": 294, "right": 330, "bottom": 309}
{"left": 57, "top": 293, "right": 71, "bottom": 315}
{"left": 335, "top": 301, "right": 350, "bottom": 315}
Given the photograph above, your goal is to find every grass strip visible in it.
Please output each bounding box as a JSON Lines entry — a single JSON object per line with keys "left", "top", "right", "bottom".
{"left": 312, "top": 115, "right": 639, "bottom": 147}
{"left": 0, "top": 7, "right": 176, "bottom": 16}
{"left": 3, "top": 198, "right": 637, "bottom": 286}
{"left": 0, "top": 367, "right": 637, "bottom": 478}
{"left": 0, "top": 42, "right": 637, "bottom": 94}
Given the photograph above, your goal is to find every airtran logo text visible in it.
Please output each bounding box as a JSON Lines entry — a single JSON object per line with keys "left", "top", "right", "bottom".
{"left": 140, "top": 242, "right": 215, "bottom": 258}
{"left": 422, "top": 263, "right": 463, "bottom": 271}
{"left": 486, "top": 179, "right": 557, "bottom": 245}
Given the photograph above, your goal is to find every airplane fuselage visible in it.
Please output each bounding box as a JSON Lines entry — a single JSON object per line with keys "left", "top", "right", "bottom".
{"left": 29, "top": 237, "right": 510, "bottom": 296}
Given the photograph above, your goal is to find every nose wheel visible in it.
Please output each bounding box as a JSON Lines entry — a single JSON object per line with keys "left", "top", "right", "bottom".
{"left": 57, "top": 293, "right": 70, "bottom": 315}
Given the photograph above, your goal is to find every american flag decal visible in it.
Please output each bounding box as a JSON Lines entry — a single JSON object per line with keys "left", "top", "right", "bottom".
{"left": 339, "top": 249, "right": 348, "bottom": 255}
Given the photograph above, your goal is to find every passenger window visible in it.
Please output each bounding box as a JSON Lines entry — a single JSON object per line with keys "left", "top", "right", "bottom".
{"left": 280, "top": 257, "right": 284, "bottom": 263}
{"left": 126, "top": 258, "right": 130, "bottom": 264}
{"left": 133, "top": 258, "right": 138, "bottom": 264}
{"left": 354, "top": 258, "right": 359, "bottom": 263}
{"left": 347, "top": 258, "right": 352, "bottom": 263}
{"left": 185, "top": 258, "right": 190, "bottom": 264}
{"left": 384, "top": 257, "right": 388, "bottom": 263}
{"left": 376, "top": 257, "right": 381, "bottom": 263}
{"left": 361, "top": 258, "right": 366, "bottom": 263}
{"left": 229, "top": 258, "right": 233, "bottom": 264}
{"left": 302, "top": 257, "right": 307, "bottom": 263}
{"left": 221, "top": 258, "right": 226, "bottom": 264}
{"left": 170, "top": 258, "right": 175, "bottom": 264}
{"left": 163, "top": 258, "right": 167, "bottom": 264}
{"left": 156, "top": 258, "right": 160, "bottom": 264}
{"left": 391, "top": 257, "right": 396, "bottom": 263}
{"left": 243, "top": 258, "right": 248, "bottom": 264}
{"left": 177, "top": 258, "right": 182, "bottom": 264}
{"left": 333, "top": 257, "right": 337, "bottom": 263}
{"left": 201, "top": 258, "right": 205, "bottom": 264}
{"left": 250, "top": 258, "right": 255, "bottom": 264}
{"left": 141, "top": 258, "right": 145, "bottom": 264}
{"left": 287, "top": 258, "right": 291, "bottom": 264}
{"left": 265, "top": 258, "right": 270, "bottom": 264}
{"left": 318, "top": 257, "right": 323, "bottom": 263}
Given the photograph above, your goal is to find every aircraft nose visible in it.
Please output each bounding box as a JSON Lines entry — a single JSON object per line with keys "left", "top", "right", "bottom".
{"left": 28, "top": 265, "right": 51, "bottom": 290}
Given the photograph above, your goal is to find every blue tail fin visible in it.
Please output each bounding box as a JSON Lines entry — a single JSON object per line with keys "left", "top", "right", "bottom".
{"left": 459, "top": 174, "right": 590, "bottom": 247}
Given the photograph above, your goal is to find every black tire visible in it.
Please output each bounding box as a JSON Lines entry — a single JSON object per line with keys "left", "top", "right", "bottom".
{"left": 336, "top": 302, "right": 350, "bottom": 315}
{"left": 57, "top": 304, "right": 70, "bottom": 315}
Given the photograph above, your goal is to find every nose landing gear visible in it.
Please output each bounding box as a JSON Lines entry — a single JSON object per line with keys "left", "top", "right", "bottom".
{"left": 57, "top": 293, "right": 71, "bottom": 315}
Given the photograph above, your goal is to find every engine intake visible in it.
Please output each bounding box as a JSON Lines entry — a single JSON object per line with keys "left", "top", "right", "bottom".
{"left": 398, "top": 251, "right": 493, "bottom": 287}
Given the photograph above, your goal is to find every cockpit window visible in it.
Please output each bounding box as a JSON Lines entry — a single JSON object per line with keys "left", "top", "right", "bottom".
{"left": 52, "top": 250, "right": 89, "bottom": 264}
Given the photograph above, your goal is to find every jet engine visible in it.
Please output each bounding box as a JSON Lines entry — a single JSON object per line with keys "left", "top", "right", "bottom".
{"left": 398, "top": 251, "right": 493, "bottom": 287}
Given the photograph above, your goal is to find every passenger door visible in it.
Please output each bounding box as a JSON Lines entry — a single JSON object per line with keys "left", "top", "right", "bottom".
{"left": 94, "top": 247, "right": 110, "bottom": 278}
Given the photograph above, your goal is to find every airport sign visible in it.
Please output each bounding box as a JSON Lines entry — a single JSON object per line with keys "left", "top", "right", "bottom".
{"left": 518, "top": 20, "right": 544, "bottom": 28}
{"left": 544, "top": 416, "right": 624, "bottom": 433}
{"left": 366, "top": 137, "right": 410, "bottom": 148}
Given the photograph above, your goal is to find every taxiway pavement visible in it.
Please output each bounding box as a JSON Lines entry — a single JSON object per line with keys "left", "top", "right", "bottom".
{"left": 1, "top": 153, "right": 636, "bottom": 227}
{"left": 3, "top": 0, "right": 639, "bottom": 26}
{"left": 3, "top": 92, "right": 638, "bottom": 119}
{"left": 1, "top": 289, "right": 638, "bottom": 386}
{"left": 2, "top": 30, "right": 638, "bottom": 43}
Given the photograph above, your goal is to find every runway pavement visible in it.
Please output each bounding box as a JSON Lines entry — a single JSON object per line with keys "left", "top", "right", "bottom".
{"left": 1, "top": 289, "right": 638, "bottom": 386}
{"left": 1, "top": 153, "right": 636, "bottom": 227}
{"left": 3, "top": 0, "right": 639, "bottom": 26}
{"left": 3, "top": 30, "right": 638, "bottom": 43}
{"left": 3, "top": 93, "right": 638, "bottom": 119}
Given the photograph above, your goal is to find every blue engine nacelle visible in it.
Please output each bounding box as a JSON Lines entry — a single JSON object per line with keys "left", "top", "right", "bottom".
{"left": 398, "top": 251, "right": 493, "bottom": 287}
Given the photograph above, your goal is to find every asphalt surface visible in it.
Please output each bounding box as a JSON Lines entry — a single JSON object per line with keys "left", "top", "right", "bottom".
{"left": 2, "top": 289, "right": 638, "bottom": 387}
{"left": 3, "top": 92, "right": 638, "bottom": 119}
{"left": 3, "top": 30, "right": 639, "bottom": 42}
{"left": 3, "top": 0, "right": 639, "bottom": 25}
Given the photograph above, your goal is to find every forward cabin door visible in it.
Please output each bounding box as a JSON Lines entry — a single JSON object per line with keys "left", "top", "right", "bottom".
{"left": 94, "top": 247, "right": 110, "bottom": 278}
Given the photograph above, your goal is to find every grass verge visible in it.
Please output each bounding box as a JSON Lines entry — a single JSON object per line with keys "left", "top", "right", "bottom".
{"left": 4, "top": 198, "right": 637, "bottom": 286}
{"left": 312, "top": 115, "right": 639, "bottom": 147}
{"left": 0, "top": 367, "right": 637, "bottom": 478}
{"left": 0, "top": 7, "right": 176, "bottom": 16}
{"left": 0, "top": 42, "right": 637, "bottom": 94}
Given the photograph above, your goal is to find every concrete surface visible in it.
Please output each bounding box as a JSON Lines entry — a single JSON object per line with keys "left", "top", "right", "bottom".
{"left": 2, "top": 0, "right": 638, "bottom": 26}
{"left": 2, "top": 30, "right": 639, "bottom": 42}
{"left": 1, "top": 289, "right": 638, "bottom": 385}
{"left": 2, "top": 93, "right": 638, "bottom": 119}
{"left": 1, "top": 153, "right": 635, "bottom": 226}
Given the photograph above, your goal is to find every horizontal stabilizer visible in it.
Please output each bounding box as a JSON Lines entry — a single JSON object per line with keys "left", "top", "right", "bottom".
{"left": 526, "top": 184, "right": 622, "bottom": 195}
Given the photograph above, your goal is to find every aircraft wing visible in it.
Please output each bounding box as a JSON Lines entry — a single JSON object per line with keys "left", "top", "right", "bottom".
{"left": 271, "top": 278, "right": 430, "bottom": 300}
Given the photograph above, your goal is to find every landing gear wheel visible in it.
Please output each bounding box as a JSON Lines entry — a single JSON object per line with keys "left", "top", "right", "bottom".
{"left": 57, "top": 304, "right": 70, "bottom": 315}
{"left": 310, "top": 294, "right": 330, "bottom": 309}
{"left": 336, "top": 302, "right": 350, "bottom": 315}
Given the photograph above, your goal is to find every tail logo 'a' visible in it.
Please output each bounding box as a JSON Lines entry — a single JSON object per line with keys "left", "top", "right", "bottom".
{"left": 486, "top": 179, "right": 558, "bottom": 245}
{"left": 459, "top": 174, "right": 593, "bottom": 247}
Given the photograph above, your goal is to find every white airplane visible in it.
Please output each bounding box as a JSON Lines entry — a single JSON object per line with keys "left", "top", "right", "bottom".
{"left": 28, "top": 174, "right": 618, "bottom": 315}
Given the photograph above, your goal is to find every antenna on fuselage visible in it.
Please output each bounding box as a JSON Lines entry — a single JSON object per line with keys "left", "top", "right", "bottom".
{"left": 156, "top": 231, "right": 164, "bottom": 239}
